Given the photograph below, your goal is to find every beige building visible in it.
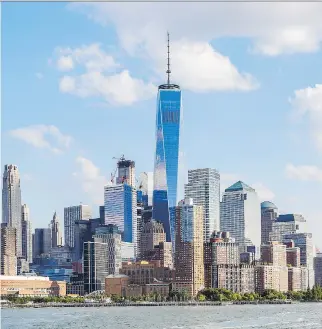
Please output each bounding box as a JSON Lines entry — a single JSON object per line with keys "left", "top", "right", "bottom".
{"left": 175, "top": 198, "right": 204, "bottom": 296}
{"left": 0, "top": 275, "right": 66, "bottom": 297}
{"left": 261, "top": 241, "right": 286, "bottom": 267}
{"left": 120, "top": 261, "right": 173, "bottom": 284}
{"left": 105, "top": 274, "right": 130, "bottom": 296}
{"left": 255, "top": 265, "right": 288, "bottom": 294}
{"left": 215, "top": 264, "right": 255, "bottom": 293}
{"left": 1, "top": 225, "right": 17, "bottom": 276}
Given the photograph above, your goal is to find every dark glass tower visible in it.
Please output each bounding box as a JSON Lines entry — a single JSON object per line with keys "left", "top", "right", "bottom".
{"left": 152, "top": 33, "right": 182, "bottom": 246}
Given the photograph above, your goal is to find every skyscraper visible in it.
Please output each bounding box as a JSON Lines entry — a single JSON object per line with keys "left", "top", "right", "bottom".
{"left": 138, "top": 172, "right": 154, "bottom": 206}
{"left": 153, "top": 33, "right": 182, "bottom": 245}
{"left": 21, "top": 204, "right": 32, "bottom": 263}
{"left": 174, "top": 198, "right": 204, "bottom": 296}
{"left": 50, "top": 211, "right": 62, "bottom": 248}
{"left": 185, "top": 168, "right": 220, "bottom": 242}
{"left": 220, "top": 181, "right": 261, "bottom": 249}
{"left": 261, "top": 201, "right": 278, "bottom": 245}
{"left": 33, "top": 228, "right": 52, "bottom": 258}
{"left": 2, "top": 164, "right": 22, "bottom": 256}
{"left": 64, "top": 204, "right": 91, "bottom": 247}
{"left": 116, "top": 156, "right": 135, "bottom": 187}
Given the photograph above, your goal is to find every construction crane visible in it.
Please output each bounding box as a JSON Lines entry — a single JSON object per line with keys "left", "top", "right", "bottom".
{"left": 110, "top": 155, "right": 126, "bottom": 184}
{"left": 136, "top": 178, "right": 143, "bottom": 190}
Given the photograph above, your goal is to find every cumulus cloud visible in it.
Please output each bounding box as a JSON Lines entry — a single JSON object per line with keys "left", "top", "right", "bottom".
{"left": 9, "top": 125, "right": 72, "bottom": 154}
{"left": 252, "top": 182, "right": 276, "bottom": 201}
{"left": 290, "top": 84, "right": 322, "bottom": 151}
{"left": 70, "top": 2, "right": 322, "bottom": 57}
{"left": 286, "top": 163, "right": 322, "bottom": 183}
{"left": 53, "top": 43, "right": 156, "bottom": 105}
{"left": 74, "top": 157, "right": 109, "bottom": 204}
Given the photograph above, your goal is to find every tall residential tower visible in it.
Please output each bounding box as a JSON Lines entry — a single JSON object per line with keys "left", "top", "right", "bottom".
{"left": 21, "top": 204, "right": 32, "bottom": 263}
{"left": 185, "top": 168, "right": 220, "bottom": 242}
{"left": 2, "top": 164, "right": 22, "bottom": 256}
{"left": 153, "top": 33, "right": 182, "bottom": 245}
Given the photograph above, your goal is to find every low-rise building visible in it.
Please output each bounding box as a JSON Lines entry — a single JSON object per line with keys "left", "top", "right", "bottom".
{"left": 0, "top": 275, "right": 66, "bottom": 297}
{"left": 105, "top": 274, "right": 129, "bottom": 296}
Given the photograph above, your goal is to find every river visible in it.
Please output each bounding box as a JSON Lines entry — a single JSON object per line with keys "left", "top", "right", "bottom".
{"left": 2, "top": 303, "right": 322, "bottom": 328}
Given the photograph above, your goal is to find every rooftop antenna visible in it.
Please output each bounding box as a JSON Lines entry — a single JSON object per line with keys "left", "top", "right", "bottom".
{"left": 166, "top": 32, "right": 171, "bottom": 85}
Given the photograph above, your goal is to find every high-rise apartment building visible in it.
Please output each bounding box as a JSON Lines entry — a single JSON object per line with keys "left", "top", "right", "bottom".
{"left": 261, "top": 201, "right": 278, "bottom": 245}
{"left": 220, "top": 181, "right": 261, "bottom": 249}
{"left": 153, "top": 34, "right": 182, "bottom": 246}
{"left": 21, "top": 204, "right": 32, "bottom": 263}
{"left": 2, "top": 164, "right": 22, "bottom": 256}
{"left": 255, "top": 265, "right": 288, "bottom": 294}
{"left": 83, "top": 224, "right": 122, "bottom": 293}
{"left": 175, "top": 198, "right": 204, "bottom": 296}
{"left": 50, "top": 211, "right": 62, "bottom": 248}
{"left": 283, "top": 232, "right": 314, "bottom": 288}
{"left": 270, "top": 214, "right": 306, "bottom": 242}
{"left": 209, "top": 231, "right": 240, "bottom": 289}
{"left": 314, "top": 253, "right": 322, "bottom": 287}
{"left": 1, "top": 224, "right": 17, "bottom": 275}
{"left": 140, "top": 220, "right": 166, "bottom": 259}
{"left": 74, "top": 220, "right": 91, "bottom": 262}
{"left": 136, "top": 190, "right": 143, "bottom": 258}
{"left": 184, "top": 168, "right": 220, "bottom": 242}
{"left": 33, "top": 228, "right": 52, "bottom": 258}
{"left": 260, "top": 241, "right": 287, "bottom": 267}
{"left": 64, "top": 204, "right": 91, "bottom": 247}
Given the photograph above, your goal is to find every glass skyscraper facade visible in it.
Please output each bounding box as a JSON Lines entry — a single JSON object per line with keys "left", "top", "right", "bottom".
{"left": 153, "top": 83, "right": 182, "bottom": 243}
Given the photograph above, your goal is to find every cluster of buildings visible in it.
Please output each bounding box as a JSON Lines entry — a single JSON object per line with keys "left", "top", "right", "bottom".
{"left": 1, "top": 39, "right": 321, "bottom": 299}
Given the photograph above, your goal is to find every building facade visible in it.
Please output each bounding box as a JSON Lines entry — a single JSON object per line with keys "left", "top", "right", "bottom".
{"left": 1, "top": 224, "right": 17, "bottom": 276}
{"left": 104, "top": 184, "right": 137, "bottom": 253}
{"left": 2, "top": 164, "right": 22, "bottom": 256}
{"left": 184, "top": 168, "right": 220, "bottom": 242}
{"left": 21, "top": 204, "right": 32, "bottom": 264}
{"left": 64, "top": 204, "right": 91, "bottom": 248}
{"left": 140, "top": 220, "right": 166, "bottom": 258}
{"left": 314, "top": 253, "right": 322, "bottom": 287}
{"left": 50, "top": 211, "right": 62, "bottom": 248}
{"left": 175, "top": 198, "right": 204, "bottom": 296}
{"left": 220, "top": 181, "right": 261, "bottom": 249}
{"left": 33, "top": 228, "right": 51, "bottom": 258}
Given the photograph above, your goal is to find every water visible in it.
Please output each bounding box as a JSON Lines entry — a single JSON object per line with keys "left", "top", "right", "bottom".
{"left": 2, "top": 304, "right": 322, "bottom": 329}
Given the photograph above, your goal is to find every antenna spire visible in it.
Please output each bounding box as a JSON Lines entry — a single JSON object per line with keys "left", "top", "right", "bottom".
{"left": 166, "top": 32, "right": 171, "bottom": 85}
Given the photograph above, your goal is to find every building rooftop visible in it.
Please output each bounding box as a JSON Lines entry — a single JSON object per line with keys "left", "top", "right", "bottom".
{"left": 0, "top": 275, "right": 49, "bottom": 281}
{"left": 106, "top": 274, "right": 129, "bottom": 279}
{"left": 225, "top": 181, "right": 255, "bottom": 192}
{"left": 261, "top": 201, "right": 277, "bottom": 209}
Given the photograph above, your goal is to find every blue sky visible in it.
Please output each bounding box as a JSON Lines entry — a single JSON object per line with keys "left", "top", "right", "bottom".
{"left": 2, "top": 2, "right": 322, "bottom": 249}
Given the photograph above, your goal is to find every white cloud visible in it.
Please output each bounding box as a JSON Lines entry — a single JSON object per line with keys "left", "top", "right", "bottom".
{"left": 290, "top": 84, "right": 322, "bottom": 151}
{"left": 286, "top": 163, "right": 322, "bottom": 182}
{"left": 59, "top": 70, "right": 156, "bottom": 106}
{"left": 9, "top": 125, "right": 72, "bottom": 154}
{"left": 74, "top": 157, "right": 109, "bottom": 204}
{"left": 53, "top": 44, "right": 156, "bottom": 105}
{"left": 159, "top": 40, "right": 258, "bottom": 91}
{"left": 57, "top": 55, "right": 74, "bottom": 71}
{"left": 70, "top": 2, "right": 322, "bottom": 57}
{"left": 55, "top": 44, "right": 118, "bottom": 72}
{"left": 35, "top": 72, "right": 43, "bottom": 80}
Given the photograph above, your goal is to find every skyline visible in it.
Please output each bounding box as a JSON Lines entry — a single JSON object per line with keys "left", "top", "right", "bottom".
{"left": 2, "top": 2, "right": 321, "bottom": 249}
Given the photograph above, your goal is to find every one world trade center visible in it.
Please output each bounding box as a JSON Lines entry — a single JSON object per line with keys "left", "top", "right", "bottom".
{"left": 152, "top": 33, "right": 182, "bottom": 248}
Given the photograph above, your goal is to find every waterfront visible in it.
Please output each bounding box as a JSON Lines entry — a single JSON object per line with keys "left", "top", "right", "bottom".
{"left": 2, "top": 303, "right": 322, "bottom": 328}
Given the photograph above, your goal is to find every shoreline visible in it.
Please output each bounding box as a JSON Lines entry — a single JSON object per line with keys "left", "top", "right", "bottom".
{"left": 4, "top": 300, "right": 319, "bottom": 309}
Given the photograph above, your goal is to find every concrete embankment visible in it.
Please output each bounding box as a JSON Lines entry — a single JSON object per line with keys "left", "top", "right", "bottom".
{"left": 3, "top": 300, "right": 295, "bottom": 309}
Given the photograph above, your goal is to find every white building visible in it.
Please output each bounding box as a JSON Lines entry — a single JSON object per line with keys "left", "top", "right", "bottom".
{"left": 185, "top": 168, "right": 220, "bottom": 242}
{"left": 64, "top": 205, "right": 91, "bottom": 247}
{"left": 220, "top": 181, "right": 261, "bottom": 250}
{"left": 21, "top": 204, "right": 32, "bottom": 263}
{"left": 2, "top": 164, "right": 22, "bottom": 256}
